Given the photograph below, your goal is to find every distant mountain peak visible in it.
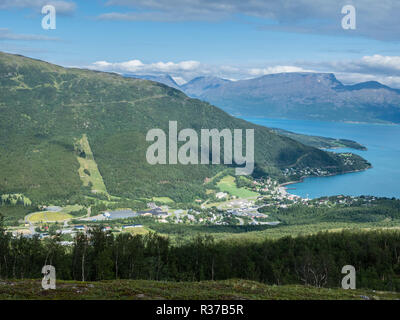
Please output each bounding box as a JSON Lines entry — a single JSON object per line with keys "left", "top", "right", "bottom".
{"left": 181, "top": 76, "right": 231, "bottom": 97}
{"left": 343, "top": 81, "right": 392, "bottom": 91}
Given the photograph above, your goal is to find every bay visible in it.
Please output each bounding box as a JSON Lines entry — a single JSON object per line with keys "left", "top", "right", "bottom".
{"left": 243, "top": 117, "right": 400, "bottom": 199}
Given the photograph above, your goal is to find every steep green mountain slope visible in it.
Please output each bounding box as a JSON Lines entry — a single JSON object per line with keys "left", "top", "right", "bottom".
{"left": 0, "top": 52, "right": 369, "bottom": 203}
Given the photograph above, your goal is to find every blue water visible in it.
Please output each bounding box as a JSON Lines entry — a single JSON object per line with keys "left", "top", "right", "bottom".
{"left": 243, "top": 117, "right": 400, "bottom": 199}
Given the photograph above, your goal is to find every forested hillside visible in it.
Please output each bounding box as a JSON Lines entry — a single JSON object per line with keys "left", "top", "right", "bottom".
{"left": 1, "top": 215, "right": 399, "bottom": 292}
{"left": 0, "top": 52, "right": 369, "bottom": 204}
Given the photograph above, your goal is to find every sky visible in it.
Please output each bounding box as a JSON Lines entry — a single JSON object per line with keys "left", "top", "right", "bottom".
{"left": 0, "top": 0, "right": 399, "bottom": 87}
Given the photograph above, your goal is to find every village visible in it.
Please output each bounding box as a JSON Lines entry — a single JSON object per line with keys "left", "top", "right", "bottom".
{"left": 4, "top": 174, "right": 381, "bottom": 243}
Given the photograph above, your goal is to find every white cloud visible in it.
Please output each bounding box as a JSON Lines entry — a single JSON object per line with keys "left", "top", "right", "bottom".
{"left": 89, "top": 58, "right": 317, "bottom": 83}
{"left": 249, "top": 66, "right": 314, "bottom": 76}
{"left": 98, "top": 55, "right": 400, "bottom": 85}
{"left": 88, "top": 54, "right": 400, "bottom": 89}
{"left": 361, "top": 55, "right": 400, "bottom": 72}
{"left": 0, "top": 0, "right": 76, "bottom": 14}
{"left": 291, "top": 54, "right": 400, "bottom": 88}
{"left": 335, "top": 72, "right": 400, "bottom": 88}
{"left": 151, "top": 60, "right": 200, "bottom": 71}
{"left": 305, "top": 55, "right": 400, "bottom": 88}
{"left": 310, "top": 55, "right": 400, "bottom": 77}
{"left": 91, "top": 59, "right": 200, "bottom": 75}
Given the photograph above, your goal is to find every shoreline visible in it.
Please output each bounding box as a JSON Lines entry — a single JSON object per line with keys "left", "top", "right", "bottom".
{"left": 241, "top": 116, "right": 400, "bottom": 127}
{"left": 279, "top": 166, "right": 372, "bottom": 190}
{"left": 321, "top": 146, "right": 367, "bottom": 151}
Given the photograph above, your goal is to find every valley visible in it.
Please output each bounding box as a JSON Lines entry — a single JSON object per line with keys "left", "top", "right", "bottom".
{"left": 0, "top": 52, "right": 389, "bottom": 245}
{"left": 2, "top": 0, "right": 400, "bottom": 304}
{"left": 1, "top": 52, "right": 400, "bottom": 295}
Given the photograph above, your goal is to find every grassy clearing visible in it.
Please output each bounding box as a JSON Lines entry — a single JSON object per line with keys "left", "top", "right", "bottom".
{"left": 204, "top": 199, "right": 236, "bottom": 209}
{"left": 205, "top": 169, "right": 228, "bottom": 184}
{"left": 27, "top": 211, "right": 72, "bottom": 223}
{"left": 122, "top": 226, "right": 151, "bottom": 235}
{"left": 76, "top": 134, "right": 108, "bottom": 196}
{"left": 217, "top": 176, "right": 258, "bottom": 198}
{"left": 0, "top": 279, "right": 398, "bottom": 300}
{"left": 152, "top": 197, "right": 174, "bottom": 204}
{"left": 26, "top": 205, "right": 85, "bottom": 223}
{"left": 84, "top": 196, "right": 118, "bottom": 206}
{"left": 61, "top": 205, "right": 84, "bottom": 214}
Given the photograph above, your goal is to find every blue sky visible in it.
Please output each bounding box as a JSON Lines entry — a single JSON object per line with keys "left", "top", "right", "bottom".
{"left": 0, "top": 0, "right": 400, "bottom": 86}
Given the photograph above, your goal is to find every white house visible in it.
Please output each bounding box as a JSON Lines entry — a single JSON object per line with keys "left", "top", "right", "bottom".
{"left": 216, "top": 192, "right": 228, "bottom": 199}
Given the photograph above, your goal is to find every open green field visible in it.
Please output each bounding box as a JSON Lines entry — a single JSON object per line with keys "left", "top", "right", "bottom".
{"left": 84, "top": 196, "right": 119, "bottom": 206}
{"left": 26, "top": 205, "right": 85, "bottom": 223}
{"left": 205, "top": 169, "right": 229, "bottom": 184}
{"left": 76, "top": 134, "right": 108, "bottom": 196}
{"left": 217, "top": 176, "right": 258, "bottom": 198}
{"left": 122, "top": 226, "right": 151, "bottom": 235}
{"left": 27, "top": 211, "right": 72, "bottom": 223}
{"left": 0, "top": 279, "right": 398, "bottom": 300}
{"left": 61, "top": 205, "right": 85, "bottom": 214}
{"left": 152, "top": 197, "right": 174, "bottom": 204}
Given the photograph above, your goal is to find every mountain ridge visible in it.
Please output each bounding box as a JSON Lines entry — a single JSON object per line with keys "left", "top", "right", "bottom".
{"left": 129, "top": 72, "right": 400, "bottom": 123}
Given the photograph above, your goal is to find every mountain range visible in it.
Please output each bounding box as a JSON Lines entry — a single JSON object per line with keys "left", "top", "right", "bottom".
{"left": 0, "top": 52, "right": 369, "bottom": 204}
{"left": 131, "top": 73, "right": 400, "bottom": 123}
